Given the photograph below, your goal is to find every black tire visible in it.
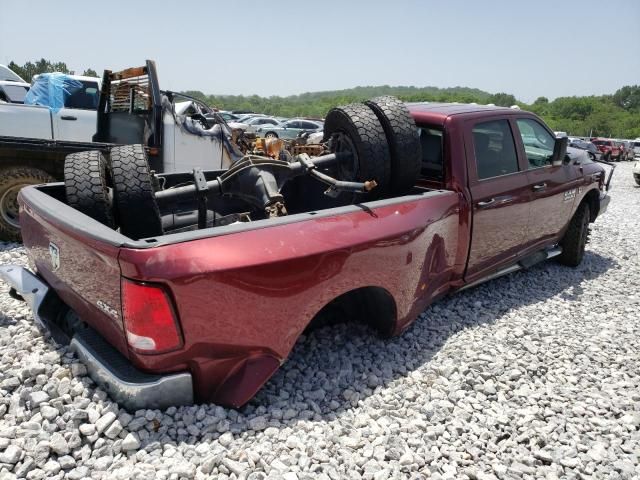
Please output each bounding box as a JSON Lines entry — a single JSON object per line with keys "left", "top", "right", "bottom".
{"left": 604, "top": 152, "right": 611, "bottom": 161}
{"left": 110, "top": 144, "right": 163, "bottom": 240}
{"left": 364, "top": 96, "right": 421, "bottom": 195}
{"left": 64, "top": 151, "right": 115, "bottom": 228}
{"left": 557, "top": 202, "right": 590, "bottom": 267}
{"left": 323, "top": 103, "right": 391, "bottom": 200}
{"left": 0, "top": 167, "right": 54, "bottom": 242}
{"left": 264, "top": 132, "right": 278, "bottom": 139}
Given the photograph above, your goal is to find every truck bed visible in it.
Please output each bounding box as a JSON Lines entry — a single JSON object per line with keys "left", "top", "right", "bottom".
{"left": 15, "top": 179, "right": 463, "bottom": 407}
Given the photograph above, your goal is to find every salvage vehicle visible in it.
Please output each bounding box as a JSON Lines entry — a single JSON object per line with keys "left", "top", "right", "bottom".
{"left": 0, "top": 98, "right": 613, "bottom": 409}
{"left": 0, "top": 61, "right": 243, "bottom": 241}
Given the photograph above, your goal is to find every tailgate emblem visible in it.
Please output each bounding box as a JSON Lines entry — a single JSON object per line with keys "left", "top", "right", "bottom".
{"left": 49, "top": 242, "right": 60, "bottom": 271}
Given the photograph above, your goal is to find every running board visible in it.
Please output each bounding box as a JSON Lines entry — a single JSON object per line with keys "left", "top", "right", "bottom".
{"left": 460, "top": 246, "right": 562, "bottom": 292}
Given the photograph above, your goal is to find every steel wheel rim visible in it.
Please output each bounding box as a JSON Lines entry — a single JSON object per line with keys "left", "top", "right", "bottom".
{"left": 0, "top": 184, "right": 26, "bottom": 228}
{"left": 332, "top": 132, "right": 359, "bottom": 181}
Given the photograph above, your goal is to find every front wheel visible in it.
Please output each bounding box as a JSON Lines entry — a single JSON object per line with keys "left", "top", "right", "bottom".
{"left": 557, "top": 203, "right": 590, "bottom": 267}
{"left": 264, "top": 132, "right": 278, "bottom": 139}
{"left": 0, "top": 167, "right": 54, "bottom": 242}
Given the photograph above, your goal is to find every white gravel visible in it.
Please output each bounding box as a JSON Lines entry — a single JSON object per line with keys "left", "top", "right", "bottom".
{"left": 0, "top": 163, "right": 638, "bottom": 480}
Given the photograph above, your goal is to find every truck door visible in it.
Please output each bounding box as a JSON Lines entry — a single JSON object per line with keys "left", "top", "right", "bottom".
{"left": 52, "top": 80, "right": 99, "bottom": 142}
{"left": 513, "top": 118, "right": 581, "bottom": 245}
{"left": 465, "top": 118, "right": 531, "bottom": 281}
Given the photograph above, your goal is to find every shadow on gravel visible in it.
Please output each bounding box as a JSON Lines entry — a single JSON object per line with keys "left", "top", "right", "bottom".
{"left": 242, "top": 250, "right": 618, "bottom": 427}
{"left": 0, "top": 248, "right": 618, "bottom": 447}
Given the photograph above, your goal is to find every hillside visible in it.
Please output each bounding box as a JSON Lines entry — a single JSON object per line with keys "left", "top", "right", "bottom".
{"left": 184, "top": 85, "right": 640, "bottom": 139}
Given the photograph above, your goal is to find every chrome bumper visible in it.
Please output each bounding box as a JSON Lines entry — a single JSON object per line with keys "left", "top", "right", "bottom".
{"left": 0, "top": 265, "right": 193, "bottom": 411}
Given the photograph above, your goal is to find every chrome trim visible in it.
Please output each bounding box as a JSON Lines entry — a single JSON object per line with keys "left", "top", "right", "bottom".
{"left": 0, "top": 265, "right": 49, "bottom": 328}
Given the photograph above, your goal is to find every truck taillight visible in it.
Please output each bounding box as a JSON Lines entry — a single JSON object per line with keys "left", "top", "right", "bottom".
{"left": 121, "top": 279, "right": 183, "bottom": 354}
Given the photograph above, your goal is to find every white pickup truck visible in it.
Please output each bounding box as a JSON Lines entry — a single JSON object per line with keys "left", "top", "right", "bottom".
{"left": 0, "top": 61, "right": 242, "bottom": 242}
{"left": 0, "top": 74, "right": 101, "bottom": 142}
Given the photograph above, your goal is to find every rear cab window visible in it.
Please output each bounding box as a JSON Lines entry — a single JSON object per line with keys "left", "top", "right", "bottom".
{"left": 65, "top": 81, "right": 99, "bottom": 110}
{"left": 418, "top": 126, "right": 444, "bottom": 182}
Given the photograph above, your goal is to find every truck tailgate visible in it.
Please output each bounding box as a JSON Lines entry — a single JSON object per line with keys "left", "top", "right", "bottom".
{"left": 18, "top": 185, "right": 130, "bottom": 356}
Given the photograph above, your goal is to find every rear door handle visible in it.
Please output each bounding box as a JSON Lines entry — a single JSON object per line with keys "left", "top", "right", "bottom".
{"left": 533, "top": 183, "right": 547, "bottom": 191}
{"left": 477, "top": 198, "right": 495, "bottom": 208}
{"left": 60, "top": 115, "right": 77, "bottom": 121}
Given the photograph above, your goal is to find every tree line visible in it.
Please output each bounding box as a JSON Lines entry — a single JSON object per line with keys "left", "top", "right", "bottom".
{"left": 8, "top": 59, "right": 640, "bottom": 138}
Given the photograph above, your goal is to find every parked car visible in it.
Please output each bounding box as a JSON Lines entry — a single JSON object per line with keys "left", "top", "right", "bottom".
{"left": 214, "top": 111, "right": 241, "bottom": 123}
{"left": 235, "top": 113, "right": 266, "bottom": 123}
{"left": 0, "top": 98, "right": 612, "bottom": 409}
{"left": 592, "top": 138, "right": 623, "bottom": 161}
{"left": 256, "top": 118, "right": 323, "bottom": 139}
{"left": 621, "top": 140, "right": 636, "bottom": 161}
{"left": 569, "top": 138, "right": 601, "bottom": 161}
{"left": 240, "top": 116, "right": 281, "bottom": 133}
{"left": 633, "top": 139, "right": 640, "bottom": 159}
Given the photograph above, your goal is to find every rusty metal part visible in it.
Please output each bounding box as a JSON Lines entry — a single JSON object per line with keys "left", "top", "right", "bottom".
{"left": 109, "top": 66, "right": 152, "bottom": 112}
{"left": 265, "top": 201, "right": 288, "bottom": 218}
{"left": 364, "top": 180, "right": 378, "bottom": 192}
{"left": 291, "top": 144, "right": 325, "bottom": 157}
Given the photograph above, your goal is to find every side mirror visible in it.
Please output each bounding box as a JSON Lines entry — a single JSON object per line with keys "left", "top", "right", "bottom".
{"left": 552, "top": 137, "right": 568, "bottom": 166}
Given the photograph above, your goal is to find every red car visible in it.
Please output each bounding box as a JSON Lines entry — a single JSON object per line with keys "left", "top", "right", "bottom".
{"left": 1, "top": 102, "right": 612, "bottom": 409}
{"left": 591, "top": 138, "right": 623, "bottom": 161}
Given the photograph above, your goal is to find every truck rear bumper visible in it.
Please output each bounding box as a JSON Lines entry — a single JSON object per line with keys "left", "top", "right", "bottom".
{"left": 0, "top": 265, "right": 193, "bottom": 411}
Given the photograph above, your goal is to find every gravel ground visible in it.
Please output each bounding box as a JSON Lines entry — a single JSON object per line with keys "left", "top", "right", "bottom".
{"left": 0, "top": 162, "right": 638, "bottom": 480}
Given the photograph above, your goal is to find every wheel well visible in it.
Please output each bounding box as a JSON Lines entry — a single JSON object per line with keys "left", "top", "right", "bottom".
{"left": 307, "top": 286, "right": 397, "bottom": 337}
{"left": 583, "top": 188, "right": 600, "bottom": 222}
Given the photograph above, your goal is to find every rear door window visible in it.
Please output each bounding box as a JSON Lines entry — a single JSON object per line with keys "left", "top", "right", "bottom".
{"left": 472, "top": 120, "right": 519, "bottom": 179}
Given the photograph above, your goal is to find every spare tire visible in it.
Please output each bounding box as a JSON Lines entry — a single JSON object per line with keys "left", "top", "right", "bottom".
{"left": 110, "top": 144, "right": 163, "bottom": 240}
{"left": 64, "top": 151, "right": 115, "bottom": 228}
{"left": 323, "top": 103, "right": 391, "bottom": 200}
{"left": 364, "top": 96, "right": 421, "bottom": 195}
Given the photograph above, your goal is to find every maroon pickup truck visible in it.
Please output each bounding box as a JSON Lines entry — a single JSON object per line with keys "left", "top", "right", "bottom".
{"left": 0, "top": 101, "right": 612, "bottom": 410}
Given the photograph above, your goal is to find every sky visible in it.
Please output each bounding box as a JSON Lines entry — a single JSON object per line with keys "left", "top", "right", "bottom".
{"left": 1, "top": 0, "right": 639, "bottom": 103}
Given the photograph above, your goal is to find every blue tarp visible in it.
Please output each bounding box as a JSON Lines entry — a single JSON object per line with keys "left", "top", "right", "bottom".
{"left": 23, "top": 73, "right": 84, "bottom": 113}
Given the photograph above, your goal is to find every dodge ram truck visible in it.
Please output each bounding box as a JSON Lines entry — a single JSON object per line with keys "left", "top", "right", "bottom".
{"left": 0, "top": 100, "right": 612, "bottom": 409}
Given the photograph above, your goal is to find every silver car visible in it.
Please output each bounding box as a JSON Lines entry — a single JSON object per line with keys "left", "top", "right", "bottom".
{"left": 255, "top": 119, "right": 323, "bottom": 139}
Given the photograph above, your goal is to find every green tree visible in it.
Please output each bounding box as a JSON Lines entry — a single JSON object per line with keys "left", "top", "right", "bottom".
{"left": 613, "top": 85, "right": 640, "bottom": 111}
{"left": 489, "top": 92, "right": 517, "bottom": 107}
{"left": 82, "top": 68, "right": 98, "bottom": 77}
